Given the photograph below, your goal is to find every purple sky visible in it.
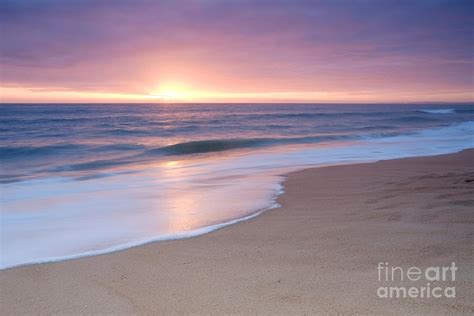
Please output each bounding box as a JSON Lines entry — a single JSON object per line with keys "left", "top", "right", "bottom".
{"left": 1, "top": 0, "right": 473, "bottom": 102}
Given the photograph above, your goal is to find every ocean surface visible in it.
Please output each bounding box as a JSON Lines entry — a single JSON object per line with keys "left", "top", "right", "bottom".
{"left": 1, "top": 103, "right": 473, "bottom": 269}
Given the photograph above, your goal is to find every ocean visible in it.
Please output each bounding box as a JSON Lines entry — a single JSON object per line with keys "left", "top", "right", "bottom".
{"left": 1, "top": 103, "right": 473, "bottom": 269}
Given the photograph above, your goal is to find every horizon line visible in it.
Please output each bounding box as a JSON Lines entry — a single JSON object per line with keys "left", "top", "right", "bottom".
{"left": 1, "top": 101, "right": 473, "bottom": 105}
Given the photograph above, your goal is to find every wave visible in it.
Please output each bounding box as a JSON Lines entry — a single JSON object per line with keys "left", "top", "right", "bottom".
{"left": 383, "top": 116, "right": 441, "bottom": 124}
{"left": 44, "top": 135, "right": 354, "bottom": 173}
{"left": 227, "top": 111, "right": 396, "bottom": 121}
{"left": 5, "top": 136, "right": 351, "bottom": 173}
{"left": 417, "top": 109, "right": 455, "bottom": 114}
{"left": 92, "top": 144, "right": 146, "bottom": 152}
{"left": 144, "top": 135, "right": 352, "bottom": 156}
{"left": 101, "top": 128, "right": 147, "bottom": 136}
{"left": 0, "top": 143, "right": 148, "bottom": 162}
{"left": 0, "top": 144, "right": 86, "bottom": 160}
{"left": 353, "top": 125, "right": 396, "bottom": 131}
{"left": 4, "top": 120, "right": 471, "bottom": 176}
{"left": 50, "top": 158, "right": 134, "bottom": 172}
{"left": 50, "top": 122, "right": 474, "bottom": 174}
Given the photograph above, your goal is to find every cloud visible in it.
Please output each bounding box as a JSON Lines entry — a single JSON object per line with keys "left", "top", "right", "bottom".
{"left": 1, "top": 0, "right": 472, "bottom": 101}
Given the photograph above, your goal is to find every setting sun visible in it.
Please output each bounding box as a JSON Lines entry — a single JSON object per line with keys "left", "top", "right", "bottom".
{"left": 150, "top": 86, "right": 186, "bottom": 101}
{"left": 150, "top": 90, "right": 185, "bottom": 101}
{"left": 149, "top": 84, "right": 191, "bottom": 101}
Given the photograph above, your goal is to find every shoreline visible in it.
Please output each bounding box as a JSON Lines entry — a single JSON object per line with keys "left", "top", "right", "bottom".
{"left": 0, "top": 149, "right": 468, "bottom": 271}
{"left": 0, "top": 202, "right": 280, "bottom": 271}
{"left": 1, "top": 149, "right": 473, "bottom": 314}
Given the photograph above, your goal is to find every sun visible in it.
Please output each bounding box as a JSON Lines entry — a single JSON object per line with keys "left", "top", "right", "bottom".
{"left": 153, "top": 91, "right": 182, "bottom": 100}
{"left": 149, "top": 90, "right": 185, "bottom": 100}
{"left": 149, "top": 83, "right": 190, "bottom": 101}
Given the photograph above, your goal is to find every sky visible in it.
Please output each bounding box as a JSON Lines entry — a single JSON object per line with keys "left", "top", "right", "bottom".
{"left": 0, "top": 0, "right": 473, "bottom": 103}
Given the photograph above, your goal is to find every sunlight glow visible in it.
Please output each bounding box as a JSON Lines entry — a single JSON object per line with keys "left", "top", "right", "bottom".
{"left": 2, "top": 85, "right": 473, "bottom": 104}
{"left": 149, "top": 83, "right": 192, "bottom": 101}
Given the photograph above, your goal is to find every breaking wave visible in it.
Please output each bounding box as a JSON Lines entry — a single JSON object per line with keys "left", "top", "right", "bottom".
{"left": 418, "top": 109, "right": 456, "bottom": 114}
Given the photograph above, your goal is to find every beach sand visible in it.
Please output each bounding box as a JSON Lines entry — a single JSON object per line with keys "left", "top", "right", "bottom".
{"left": 1, "top": 149, "right": 473, "bottom": 315}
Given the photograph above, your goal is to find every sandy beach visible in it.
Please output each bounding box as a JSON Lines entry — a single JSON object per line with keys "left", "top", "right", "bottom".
{"left": 1, "top": 149, "right": 473, "bottom": 315}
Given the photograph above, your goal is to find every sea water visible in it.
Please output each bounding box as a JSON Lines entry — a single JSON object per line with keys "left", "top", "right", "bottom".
{"left": 1, "top": 104, "right": 473, "bottom": 268}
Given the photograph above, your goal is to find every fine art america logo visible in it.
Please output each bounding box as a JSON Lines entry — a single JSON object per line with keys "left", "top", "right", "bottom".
{"left": 377, "top": 262, "right": 457, "bottom": 299}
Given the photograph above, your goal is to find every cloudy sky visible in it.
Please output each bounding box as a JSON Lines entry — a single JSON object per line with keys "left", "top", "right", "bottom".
{"left": 1, "top": 0, "right": 472, "bottom": 102}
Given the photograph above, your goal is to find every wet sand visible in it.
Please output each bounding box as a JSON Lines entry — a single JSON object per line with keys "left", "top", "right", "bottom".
{"left": 1, "top": 149, "right": 473, "bottom": 314}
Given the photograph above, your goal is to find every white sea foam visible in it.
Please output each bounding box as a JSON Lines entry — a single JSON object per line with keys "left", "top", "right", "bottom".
{"left": 1, "top": 121, "right": 473, "bottom": 269}
{"left": 1, "top": 202, "right": 282, "bottom": 270}
{"left": 419, "top": 108, "right": 456, "bottom": 114}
